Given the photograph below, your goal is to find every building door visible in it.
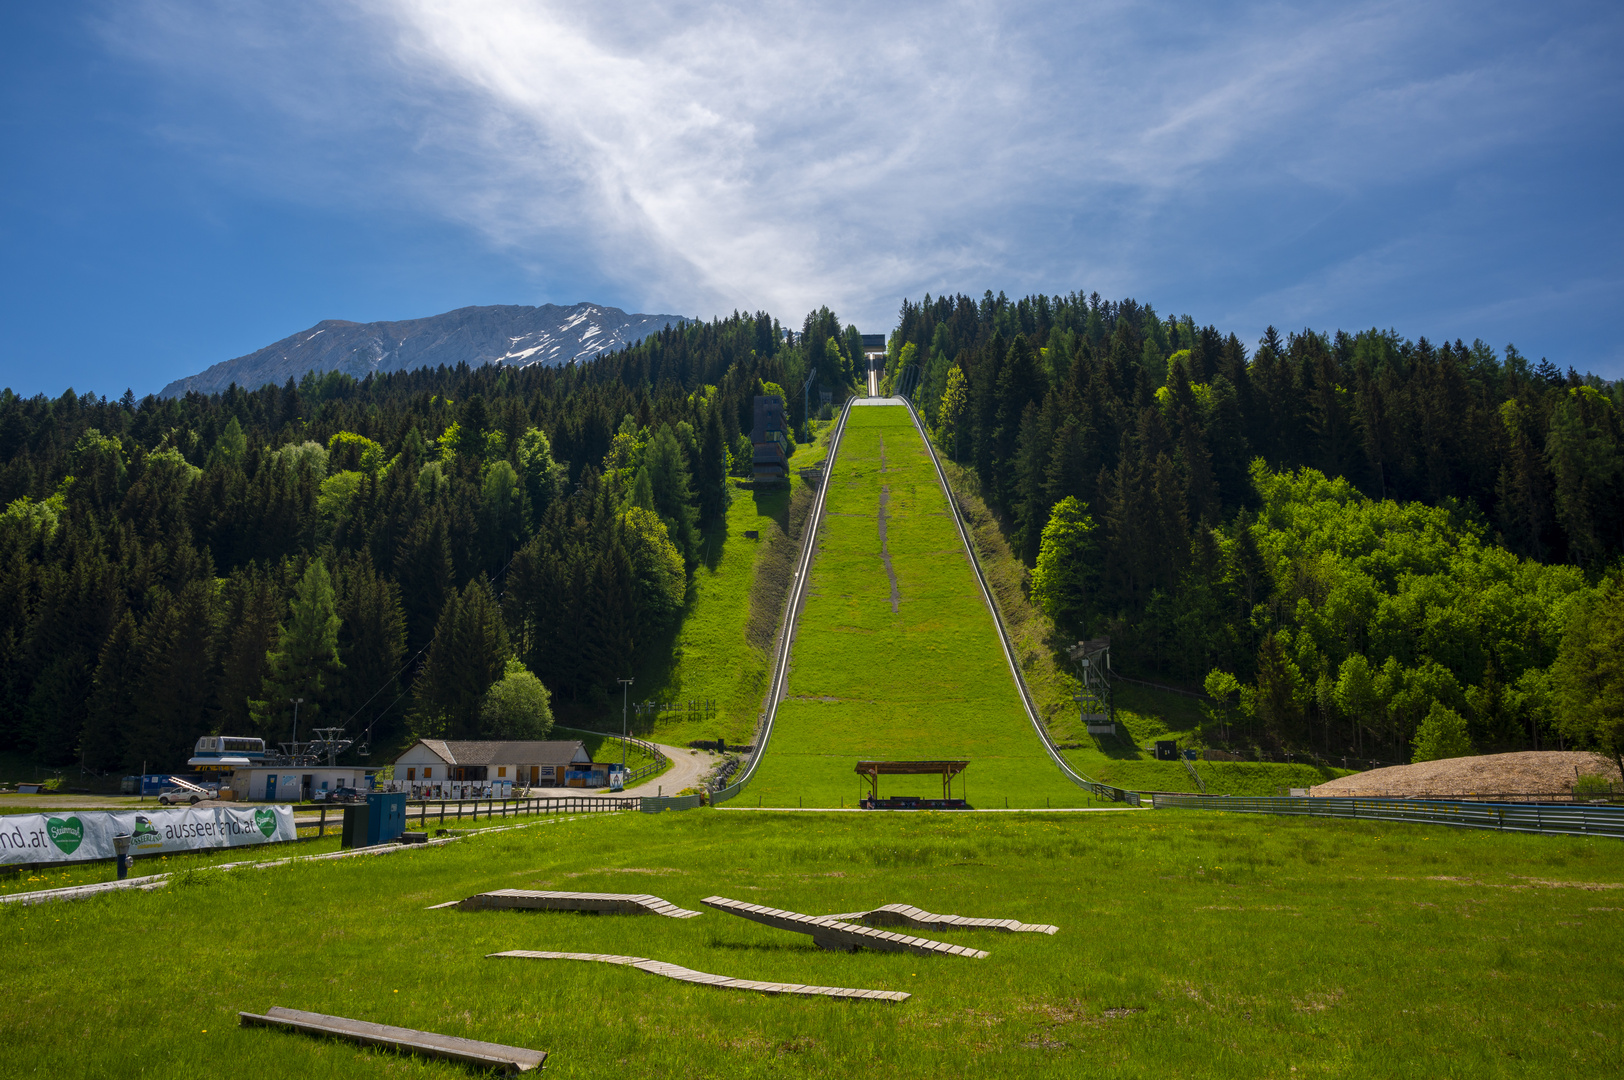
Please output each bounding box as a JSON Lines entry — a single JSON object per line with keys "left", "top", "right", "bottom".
{"left": 530, "top": 765, "right": 539, "bottom": 785}
{"left": 302, "top": 775, "right": 313, "bottom": 801}
{"left": 265, "top": 774, "right": 277, "bottom": 800}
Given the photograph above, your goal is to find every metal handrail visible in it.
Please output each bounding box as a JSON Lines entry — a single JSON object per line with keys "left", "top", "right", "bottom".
{"left": 1152, "top": 794, "right": 1624, "bottom": 839}
{"left": 900, "top": 399, "right": 1141, "bottom": 807}
{"left": 712, "top": 399, "right": 856, "bottom": 806}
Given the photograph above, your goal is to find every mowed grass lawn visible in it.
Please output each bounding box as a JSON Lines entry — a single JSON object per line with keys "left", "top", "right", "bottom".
{"left": 4, "top": 810, "right": 1620, "bottom": 1078}
{"left": 749, "top": 405, "right": 1098, "bottom": 808}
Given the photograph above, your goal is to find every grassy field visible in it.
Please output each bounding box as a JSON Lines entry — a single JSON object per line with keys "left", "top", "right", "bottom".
{"left": 3, "top": 808, "right": 1620, "bottom": 1078}
{"left": 748, "top": 405, "right": 1099, "bottom": 808}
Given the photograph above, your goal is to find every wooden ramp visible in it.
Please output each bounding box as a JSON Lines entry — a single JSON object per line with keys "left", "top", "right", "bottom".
{"left": 489, "top": 951, "right": 909, "bottom": 1002}
{"left": 428, "top": 889, "right": 701, "bottom": 918}
{"left": 239, "top": 1006, "right": 545, "bottom": 1073}
{"left": 701, "top": 895, "right": 989, "bottom": 958}
{"left": 823, "top": 903, "right": 1058, "bottom": 935}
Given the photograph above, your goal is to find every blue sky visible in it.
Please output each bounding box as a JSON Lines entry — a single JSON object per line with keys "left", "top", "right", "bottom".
{"left": 2, "top": 0, "right": 1621, "bottom": 398}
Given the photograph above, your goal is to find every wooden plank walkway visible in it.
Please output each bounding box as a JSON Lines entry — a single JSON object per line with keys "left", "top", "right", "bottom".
{"left": 427, "top": 889, "right": 701, "bottom": 918}
{"left": 701, "top": 896, "right": 989, "bottom": 958}
{"left": 488, "top": 951, "right": 909, "bottom": 1002}
{"left": 239, "top": 1006, "right": 545, "bottom": 1072}
{"left": 822, "top": 903, "right": 1058, "bottom": 934}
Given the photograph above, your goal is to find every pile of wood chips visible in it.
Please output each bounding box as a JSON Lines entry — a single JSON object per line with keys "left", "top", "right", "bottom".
{"left": 1310, "top": 751, "right": 1621, "bottom": 798}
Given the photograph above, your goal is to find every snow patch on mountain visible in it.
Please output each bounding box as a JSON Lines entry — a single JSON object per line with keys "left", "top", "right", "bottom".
{"left": 160, "top": 302, "right": 692, "bottom": 397}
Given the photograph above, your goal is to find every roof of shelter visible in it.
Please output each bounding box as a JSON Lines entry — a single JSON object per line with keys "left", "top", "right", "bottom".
{"left": 405, "top": 740, "right": 587, "bottom": 767}
{"left": 854, "top": 760, "right": 969, "bottom": 777}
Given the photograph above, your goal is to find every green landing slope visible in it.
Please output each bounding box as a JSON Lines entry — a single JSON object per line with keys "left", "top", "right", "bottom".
{"left": 746, "top": 404, "right": 1096, "bottom": 808}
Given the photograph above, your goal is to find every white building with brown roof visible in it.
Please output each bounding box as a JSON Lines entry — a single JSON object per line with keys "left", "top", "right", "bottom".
{"left": 390, "top": 739, "right": 609, "bottom": 797}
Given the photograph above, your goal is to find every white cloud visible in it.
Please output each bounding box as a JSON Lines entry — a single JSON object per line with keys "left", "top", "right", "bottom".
{"left": 99, "top": 0, "right": 1624, "bottom": 338}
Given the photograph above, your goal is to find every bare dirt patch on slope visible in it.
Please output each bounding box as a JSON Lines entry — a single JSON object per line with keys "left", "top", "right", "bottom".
{"left": 1310, "top": 751, "right": 1620, "bottom": 798}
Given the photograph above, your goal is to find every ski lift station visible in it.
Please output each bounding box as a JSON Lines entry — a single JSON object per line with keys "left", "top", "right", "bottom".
{"left": 172, "top": 733, "right": 619, "bottom": 803}
{"left": 187, "top": 734, "right": 379, "bottom": 803}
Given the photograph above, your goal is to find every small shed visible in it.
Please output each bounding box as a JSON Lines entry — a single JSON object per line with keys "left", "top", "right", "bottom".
{"left": 391, "top": 739, "right": 593, "bottom": 797}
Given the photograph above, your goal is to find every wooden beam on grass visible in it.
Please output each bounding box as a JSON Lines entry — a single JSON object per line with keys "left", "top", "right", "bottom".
{"left": 238, "top": 1007, "right": 545, "bottom": 1072}
{"left": 821, "top": 903, "right": 1058, "bottom": 934}
{"left": 427, "top": 889, "right": 701, "bottom": 918}
{"left": 701, "top": 895, "right": 989, "bottom": 958}
{"left": 488, "top": 951, "right": 909, "bottom": 1002}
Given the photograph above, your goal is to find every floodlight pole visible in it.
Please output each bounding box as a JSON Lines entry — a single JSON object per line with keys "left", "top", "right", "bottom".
{"left": 289, "top": 697, "right": 304, "bottom": 752}
{"left": 617, "top": 678, "right": 634, "bottom": 769}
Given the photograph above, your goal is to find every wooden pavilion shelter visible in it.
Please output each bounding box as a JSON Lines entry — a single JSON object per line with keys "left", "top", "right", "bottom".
{"left": 855, "top": 760, "right": 969, "bottom": 807}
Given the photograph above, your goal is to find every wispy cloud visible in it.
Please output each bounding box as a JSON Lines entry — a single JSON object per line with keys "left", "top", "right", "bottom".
{"left": 98, "top": 0, "right": 1624, "bottom": 345}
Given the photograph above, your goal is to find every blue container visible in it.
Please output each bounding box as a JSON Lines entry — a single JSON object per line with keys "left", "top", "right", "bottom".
{"left": 365, "top": 792, "right": 406, "bottom": 845}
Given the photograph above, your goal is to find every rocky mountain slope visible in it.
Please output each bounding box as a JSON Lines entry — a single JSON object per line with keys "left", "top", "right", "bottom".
{"left": 160, "top": 302, "right": 691, "bottom": 397}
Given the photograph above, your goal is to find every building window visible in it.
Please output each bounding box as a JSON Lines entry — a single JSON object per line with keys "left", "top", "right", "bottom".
{"left": 407, "top": 768, "right": 415, "bottom": 780}
{"left": 498, "top": 767, "right": 507, "bottom": 777}
{"left": 423, "top": 768, "right": 432, "bottom": 779}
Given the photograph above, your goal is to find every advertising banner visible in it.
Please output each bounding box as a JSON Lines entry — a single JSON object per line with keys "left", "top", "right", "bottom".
{"left": 0, "top": 805, "right": 297, "bottom": 866}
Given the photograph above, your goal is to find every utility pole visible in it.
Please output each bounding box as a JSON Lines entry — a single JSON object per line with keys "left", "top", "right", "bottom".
{"left": 289, "top": 697, "right": 304, "bottom": 755}
{"left": 618, "top": 678, "right": 634, "bottom": 769}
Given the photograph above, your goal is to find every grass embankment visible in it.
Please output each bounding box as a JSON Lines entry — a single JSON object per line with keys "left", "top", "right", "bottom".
{"left": 4, "top": 810, "right": 1620, "bottom": 1077}
{"left": 585, "top": 426, "right": 833, "bottom": 750}
{"left": 748, "top": 405, "right": 1095, "bottom": 808}
{"left": 938, "top": 458, "right": 1347, "bottom": 796}
{"left": 551, "top": 726, "right": 665, "bottom": 774}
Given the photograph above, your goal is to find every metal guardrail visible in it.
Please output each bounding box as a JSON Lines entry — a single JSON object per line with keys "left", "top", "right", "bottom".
{"left": 640, "top": 793, "right": 706, "bottom": 812}
{"left": 1151, "top": 794, "right": 1624, "bottom": 839}
{"left": 711, "top": 399, "right": 856, "bottom": 808}
{"left": 900, "top": 399, "right": 1141, "bottom": 808}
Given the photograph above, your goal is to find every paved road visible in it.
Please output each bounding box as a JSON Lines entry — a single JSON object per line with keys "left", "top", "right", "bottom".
{"left": 595, "top": 742, "right": 717, "bottom": 797}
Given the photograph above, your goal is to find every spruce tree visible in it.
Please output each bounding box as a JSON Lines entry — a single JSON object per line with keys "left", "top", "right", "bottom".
{"left": 251, "top": 559, "right": 343, "bottom": 743}
{"left": 413, "top": 578, "right": 511, "bottom": 739}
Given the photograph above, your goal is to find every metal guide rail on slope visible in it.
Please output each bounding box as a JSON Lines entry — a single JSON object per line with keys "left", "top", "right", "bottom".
{"left": 897, "top": 398, "right": 1140, "bottom": 807}
{"left": 1152, "top": 794, "right": 1624, "bottom": 839}
{"left": 703, "top": 399, "right": 857, "bottom": 808}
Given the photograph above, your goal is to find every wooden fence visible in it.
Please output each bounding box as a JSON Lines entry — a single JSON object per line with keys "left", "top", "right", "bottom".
{"left": 297, "top": 795, "right": 644, "bottom": 839}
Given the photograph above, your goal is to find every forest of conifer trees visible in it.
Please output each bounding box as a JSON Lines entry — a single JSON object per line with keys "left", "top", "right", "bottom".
{"left": 1, "top": 293, "right": 1620, "bottom": 777}
{"left": 0, "top": 309, "right": 857, "bottom": 773}
{"left": 897, "top": 291, "right": 1623, "bottom": 767}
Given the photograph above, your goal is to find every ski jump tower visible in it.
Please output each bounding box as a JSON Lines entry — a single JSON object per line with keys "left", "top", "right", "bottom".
{"left": 1067, "top": 637, "right": 1114, "bottom": 735}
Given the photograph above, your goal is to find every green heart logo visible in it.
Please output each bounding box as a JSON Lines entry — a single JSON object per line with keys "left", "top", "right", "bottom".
{"left": 254, "top": 808, "right": 277, "bottom": 837}
{"left": 47, "top": 817, "right": 83, "bottom": 855}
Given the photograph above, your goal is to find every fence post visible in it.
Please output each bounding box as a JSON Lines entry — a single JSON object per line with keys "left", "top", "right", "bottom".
{"left": 318, "top": 805, "right": 327, "bottom": 839}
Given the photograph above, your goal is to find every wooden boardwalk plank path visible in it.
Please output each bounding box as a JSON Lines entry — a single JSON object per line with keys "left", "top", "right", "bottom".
{"left": 701, "top": 895, "right": 989, "bottom": 958}
{"left": 239, "top": 1006, "right": 545, "bottom": 1072}
{"left": 822, "top": 903, "right": 1058, "bottom": 935}
{"left": 429, "top": 890, "right": 701, "bottom": 918}
{"left": 488, "top": 951, "right": 909, "bottom": 1002}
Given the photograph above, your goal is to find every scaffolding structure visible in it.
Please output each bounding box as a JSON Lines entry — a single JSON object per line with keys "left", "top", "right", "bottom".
{"left": 1067, "top": 637, "right": 1114, "bottom": 734}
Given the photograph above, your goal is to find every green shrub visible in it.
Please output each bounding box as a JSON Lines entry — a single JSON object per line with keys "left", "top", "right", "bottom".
{"left": 1411, "top": 701, "right": 1473, "bottom": 763}
{"left": 1572, "top": 772, "right": 1613, "bottom": 795}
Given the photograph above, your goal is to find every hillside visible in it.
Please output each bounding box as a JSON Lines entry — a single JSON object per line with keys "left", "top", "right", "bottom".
{"left": 747, "top": 402, "right": 1095, "bottom": 808}
{"left": 159, "top": 302, "right": 691, "bottom": 397}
